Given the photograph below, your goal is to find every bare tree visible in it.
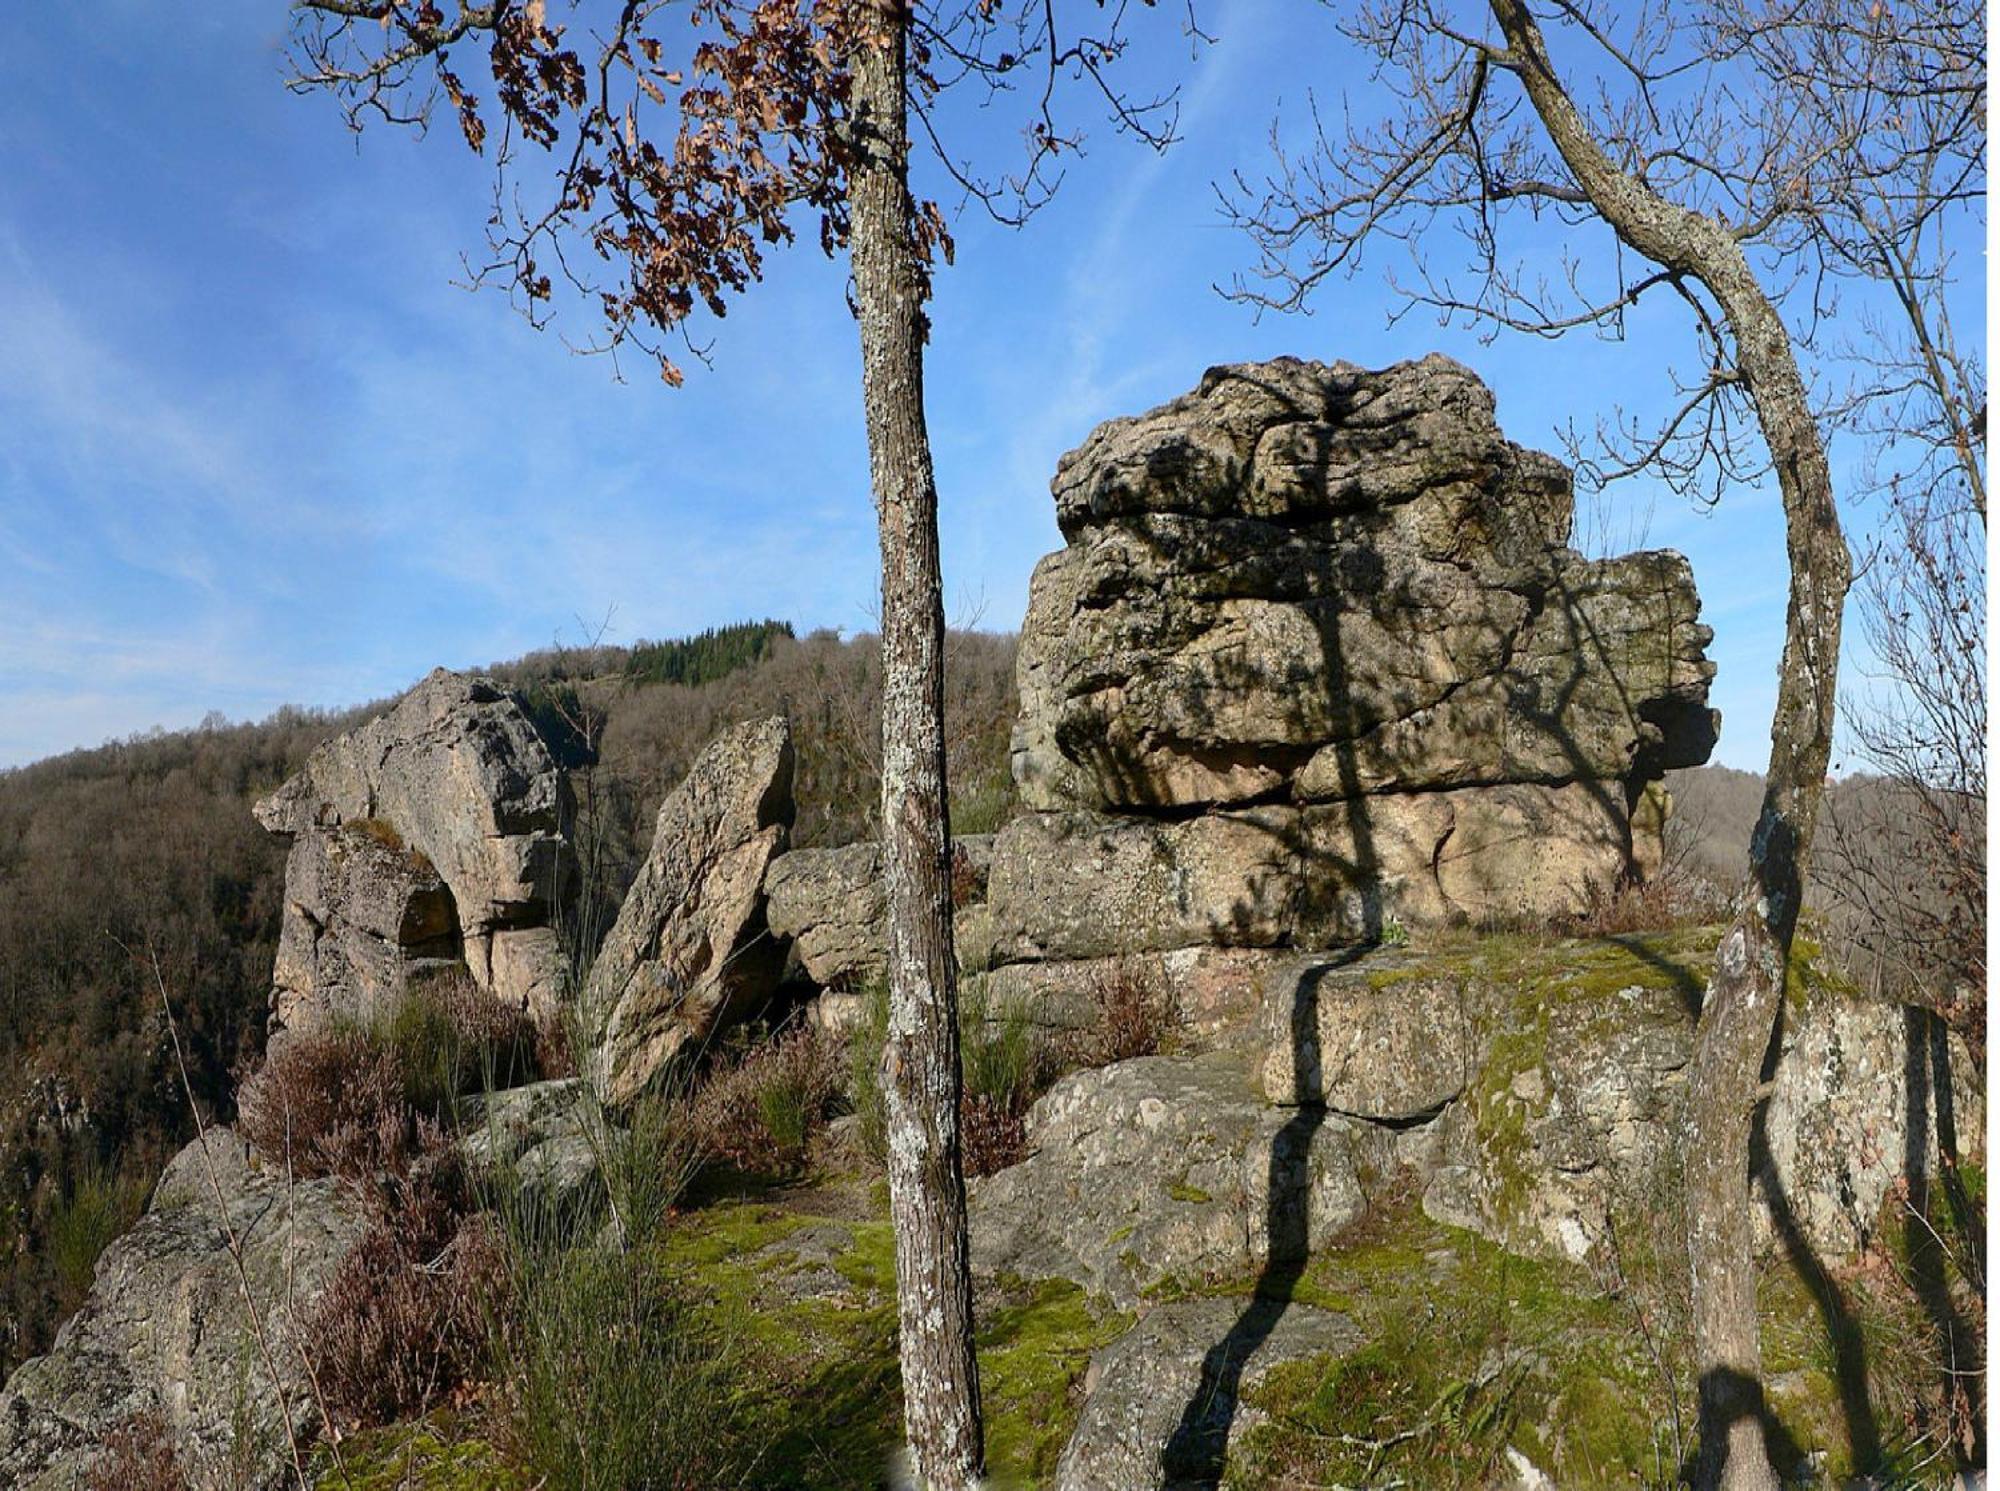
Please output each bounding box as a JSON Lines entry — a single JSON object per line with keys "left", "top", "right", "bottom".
{"left": 284, "top": 4, "right": 1181, "bottom": 1482}
{"left": 1210, "top": 2, "right": 1980, "bottom": 1483}
{"left": 1760, "top": 0, "right": 1988, "bottom": 1046}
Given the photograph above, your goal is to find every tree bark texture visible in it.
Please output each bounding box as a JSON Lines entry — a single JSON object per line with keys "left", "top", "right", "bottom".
{"left": 847, "top": 4, "right": 986, "bottom": 1486}
{"left": 1488, "top": 6, "right": 1853, "bottom": 1488}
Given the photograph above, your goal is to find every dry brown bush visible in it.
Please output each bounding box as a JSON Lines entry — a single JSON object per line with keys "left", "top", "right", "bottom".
{"left": 1553, "top": 872, "right": 1735, "bottom": 939}
{"left": 959, "top": 1092, "right": 1028, "bottom": 1179}
{"left": 301, "top": 1149, "right": 505, "bottom": 1429}
{"left": 85, "top": 1411, "right": 188, "bottom": 1491}
{"left": 234, "top": 1028, "right": 409, "bottom": 1183}
{"left": 687, "top": 1023, "right": 847, "bottom": 1174}
{"left": 238, "top": 996, "right": 507, "bottom": 1430}
{"left": 1058, "top": 960, "right": 1179, "bottom": 1072}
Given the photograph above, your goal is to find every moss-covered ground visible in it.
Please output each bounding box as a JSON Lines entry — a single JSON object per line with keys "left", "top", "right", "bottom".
{"left": 311, "top": 930, "right": 1975, "bottom": 1490}
{"left": 648, "top": 1173, "right": 1131, "bottom": 1489}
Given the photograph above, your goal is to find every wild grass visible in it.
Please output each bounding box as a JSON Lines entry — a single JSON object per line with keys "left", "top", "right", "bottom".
{"left": 482, "top": 1077, "right": 754, "bottom": 1491}
{"left": 686, "top": 1022, "right": 847, "bottom": 1176}
{"left": 849, "top": 977, "right": 1052, "bottom": 1179}
{"left": 1055, "top": 959, "right": 1178, "bottom": 1072}
{"left": 47, "top": 1160, "right": 147, "bottom": 1312}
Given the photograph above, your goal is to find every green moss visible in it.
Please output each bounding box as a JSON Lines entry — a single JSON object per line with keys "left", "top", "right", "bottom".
{"left": 1228, "top": 1194, "right": 1670, "bottom": 1489}
{"left": 979, "top": 1280, "right": 1134, "bottom": 1487}
{"left": 832, "top": 1218, "right": 898, "bottom": 1295}
{"left": 315, "top": 1421, "right": 527, "bottom": 1490}
{"left": 658, "top": 1179, "right": 1139, "bottom": 1491}
{"left": 1167, "top": 1179, "right": 1214, "bottom": 1205}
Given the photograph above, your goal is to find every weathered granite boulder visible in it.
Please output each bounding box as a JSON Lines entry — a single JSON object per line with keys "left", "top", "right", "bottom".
{"left": 1017, "top": 355, "right": 1715, "bottom": 814}
{"left": 585, "top": 717, "right": 794, "bottom": 1108}
{"left": 256, "top": 669, "right": 574, "bottom": 1038}
{"left": 458, "top": 1079, "right": 602, "bottom": 1221}
{"left": 998, "top": 355, "right": 1716, "bottom": 972}
{"left": 0, "top": 1131, "right": 366, "bottom": 1491}
{"left": 265, "top": 823, "right": 461, "bottom": 1038}
{"left": 986, "top": 783, "right": 1639, "bottom": 965}
{"left": 970, "top": 1052, "right": 1366, "bottom": 1308}
{"left": 766, "top": 843, "right": 883, "bottom": 988}
{"left": 1259, "top": 953, "right": 1473, "bottom": 1121}
{"left": 1053, "top": 1297, "right": 1360, "bottom": 1491}
{"left": 1255, "top": 935, "right": 1986, "bottom": 1267}
{"left": 765, "top": 834, "right": 998, "bottom": 990}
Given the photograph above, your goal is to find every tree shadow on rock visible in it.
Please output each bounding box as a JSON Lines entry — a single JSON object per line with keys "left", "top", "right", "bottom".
{"left": 1161, "top": 952, "right": 1366, "bottom": 1486}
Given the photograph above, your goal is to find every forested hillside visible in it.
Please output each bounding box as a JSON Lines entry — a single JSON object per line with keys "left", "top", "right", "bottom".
{"left": 0, "top": 707, "right": 369, "bottom": 1367}
{"left": 0, "top": 626, "right": 1014, "bottom": 1375}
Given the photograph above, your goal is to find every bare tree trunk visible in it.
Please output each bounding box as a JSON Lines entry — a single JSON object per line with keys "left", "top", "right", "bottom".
{"left": 848, "top": 4, "right": 985, "bottom": 1486}
{"left": 1487, "top": 6, "right": 1853, "bottom": 1487}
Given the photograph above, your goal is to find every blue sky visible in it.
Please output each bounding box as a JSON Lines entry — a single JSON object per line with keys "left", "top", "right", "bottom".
{"left": 0, "top": 2, "right": 1977, "bottom": 771}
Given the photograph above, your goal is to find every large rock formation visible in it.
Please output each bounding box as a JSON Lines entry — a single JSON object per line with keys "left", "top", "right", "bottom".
{"left": 255, "top": 669, "right": 575, "bottom": 1039}
{"left": 972, "top": 1051, "right": 1366, "bottom": 1308}
{"left": 992, "top": 355, "right": 1716, "bottom": 966}
{"left": 585, "top": 717, "right": 795, "bottom": 1108}
{"left": 0, "top": 1131, "right": 366, "bottom": 1491}
{"left": 972, "top": 933, "right": 1984, "bottom": 1295}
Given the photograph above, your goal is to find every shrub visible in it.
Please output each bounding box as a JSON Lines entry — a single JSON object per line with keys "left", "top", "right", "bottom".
{"left": 486, "top": 1078, "right": 746, "bottom": 1491}
{"left": 238, "top": 978, "right": 545, "bottom": 1182}
{"left": 687, "top": 1024, "right": 846, "bottom": 1175}
{"left": 241, "top": 995, "right": 515, "bottom": 1430}
{"left": 960, "top": 1093, "right": 1029, "bottom": 1179}
{"left": 851, "top": 979, "right": 1051, "bottom": 1178}
{"left": 1057, "top": 960, "right": 1178, "bottom": 1072}
{"left": 493, "top": 1244, "right": 751, "bottom": 1491}
{"left": 85, "top": 1411, "right": 187, "bottom": 1491}
{"left": 960, "top": 983, "right": 1046, "bottom": 1114}
{"left": 1552, "top": 870, "right": 1733, "bottom": 938}
{"left": 597, "top": 1092, "right": 704, "bottom": 1251}
{"left": 234, "top": 1027, "right": 409, "bottom": 1183}
{"left": 303, "top": 1178, "right": 504, "bottom": 1427}
{"left": 387, "top": 970, "right": 541, "bottom": 1117}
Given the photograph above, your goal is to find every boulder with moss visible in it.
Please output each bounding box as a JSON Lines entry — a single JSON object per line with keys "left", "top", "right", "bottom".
{"left": 974, "top": 932, "right": 1983, "bottom": 1299}
{"left": 1053, "top": 1297, "right": 1362, "bottom": 1491}
{"left": 970, "top": 1051, "right": 1369, "bottom": 1308}
{"left": 0, "top": 1130, "right": 366, "bottom": 1491}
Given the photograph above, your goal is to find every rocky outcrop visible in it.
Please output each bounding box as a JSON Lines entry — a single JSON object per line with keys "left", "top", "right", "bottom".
{"left": 973, "top": 935, "right": 1984, "bottom": 1296}
{"left": 0, "top": 1131, "right": 365, "bottom": 1491}
{"left": 994, "top": 355, "right": 1716, "bottom": 967}
{"left": 971, "top": 1052, "right": 1366, "bottom": 1308}
{"left": 255, "top": 669, "right": 574, "bottom": 1038}
{"left": 265, "top": 823, "right": 462, "bottom": 1038}
{"left": 765, "top": 835, "right": 997, "bottom": 990}
{"left": 584, "top": 717, "right": 794, "bottom": 1108}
